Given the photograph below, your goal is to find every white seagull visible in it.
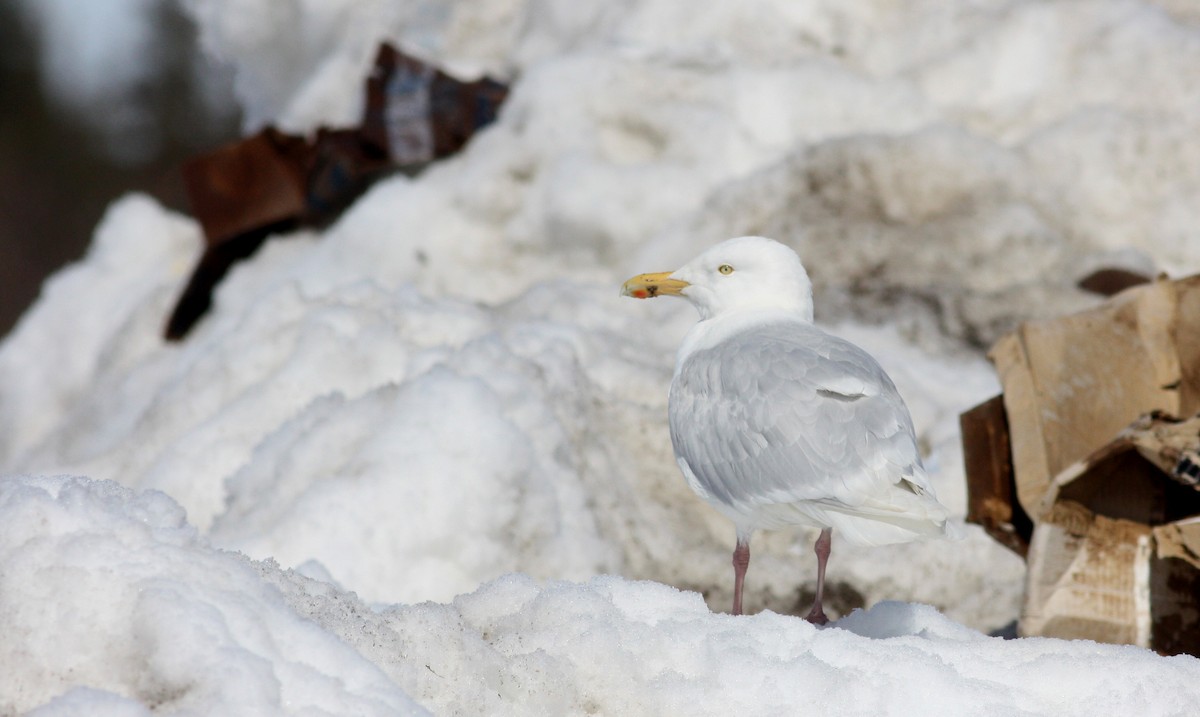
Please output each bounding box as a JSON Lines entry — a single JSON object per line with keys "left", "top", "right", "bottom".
{"left": 622, "top": 236, "right": 958, "bottom": 623}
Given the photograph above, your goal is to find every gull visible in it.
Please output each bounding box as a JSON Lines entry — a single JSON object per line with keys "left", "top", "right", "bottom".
{"left": 622, "top": 236, "right": 957, "bottom": 623}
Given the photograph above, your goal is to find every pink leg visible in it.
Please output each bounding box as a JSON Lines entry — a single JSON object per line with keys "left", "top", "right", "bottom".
{"left": 732, "top": 539, "right": 750, "bottom": 616}
{"left": 804, "top": 528, "right": 832, "bottom": 625}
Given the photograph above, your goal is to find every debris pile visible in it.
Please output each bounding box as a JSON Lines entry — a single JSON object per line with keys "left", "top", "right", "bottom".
{"left": 963, "top": 274, "right": 1200, "bottom": 655}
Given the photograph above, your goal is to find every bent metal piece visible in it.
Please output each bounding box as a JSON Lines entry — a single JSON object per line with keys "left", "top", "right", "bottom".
{"left": 167, "top": 43, "right": 509, "bottom": 341}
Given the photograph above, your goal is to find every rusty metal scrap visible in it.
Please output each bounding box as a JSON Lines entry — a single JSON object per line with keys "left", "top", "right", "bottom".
{"left": 165, "top": 43, "right": 509, "bottom": 341}
{"left": 361, "top": 43, "right": 509, "bottom": 168}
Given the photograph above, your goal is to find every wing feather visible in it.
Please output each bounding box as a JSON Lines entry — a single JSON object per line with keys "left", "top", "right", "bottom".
{"left": 668, "top": 320, "right": 928, "bottom": 524}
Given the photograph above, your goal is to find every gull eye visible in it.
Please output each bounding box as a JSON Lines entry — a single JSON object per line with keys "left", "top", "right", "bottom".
{"left": 718, "top": 264, "right": 734, "bottom": 275}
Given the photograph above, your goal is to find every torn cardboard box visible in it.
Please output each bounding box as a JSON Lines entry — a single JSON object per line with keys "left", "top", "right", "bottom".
{"left": 963, "top": 274, "right": 1200, "bottom": 655}
{"left": 1020, "top": 413, "right": 1200, "bottom": 653}
{"left": 991, "top": 274, "right": 1200, "bottom": 518}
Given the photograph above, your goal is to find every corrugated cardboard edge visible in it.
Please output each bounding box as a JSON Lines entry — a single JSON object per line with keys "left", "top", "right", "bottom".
{"left": 990, "top": 332, "right": 1047, "bottom": 521}
{"left": 1172, "top": 275, "right": 1200, "bottom": 410}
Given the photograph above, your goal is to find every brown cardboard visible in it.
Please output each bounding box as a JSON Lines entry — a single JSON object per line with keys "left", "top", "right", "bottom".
{"left": 1150, "top": 515, "right": 1200, "bottom": 655}
{"left": 975, "top": 274, "right": 1200, "bottom": 655}
{"left": 960, "top": 395, "right": 1032, "bottom": 556}
{"left": 989, "top": 275, "right": 1200, "bottom": 519}
{"left": 1017, "top": 427, "right": 1200, "bottom": 651}
{"left": 1155, "top": 518, "right": 1200, "bottom": 570}
{"left": 1020, "top": 501, "right": 1152, "bottom": 646}
{"left": 1124, "top": 412, "right": 1200, "bottom": 486}
{"left": 1036, "top": 413, "right": 1200, "bottom": 524}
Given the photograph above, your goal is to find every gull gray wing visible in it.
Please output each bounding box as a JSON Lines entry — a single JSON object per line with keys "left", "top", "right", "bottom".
{"left": 668, "top": 321, "right": 926, "bottom": 516}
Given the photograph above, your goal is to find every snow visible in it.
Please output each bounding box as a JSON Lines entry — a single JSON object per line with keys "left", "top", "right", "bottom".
{"left": 5, "top": 476, "right": 1200, "bottom": 717}
{"left": 3, "top": 0, "right": 1200, "bottom": 714}
{"left": 1, "top": 476, "right": 425, "bottom": 716}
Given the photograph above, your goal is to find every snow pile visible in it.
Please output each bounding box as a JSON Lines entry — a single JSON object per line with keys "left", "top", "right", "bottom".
{"left": 189, "top": 0, "right": 1200, "bottom": 343}
{"left": 0, "top": 476, "right": 425, "bottom": 716}
{"left": 6, "top": 476, "right": 1200, "bottom": 717}
{"left": 3, "top": 0, "right": 1200, "bottom": 712}
{"left": 0, "top": 195, "right": 1015, "bottom": 622}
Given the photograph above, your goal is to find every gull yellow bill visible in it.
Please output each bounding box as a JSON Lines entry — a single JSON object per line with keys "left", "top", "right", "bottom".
{"left": 621, "top": 272, "right": 690, "bottom": 299}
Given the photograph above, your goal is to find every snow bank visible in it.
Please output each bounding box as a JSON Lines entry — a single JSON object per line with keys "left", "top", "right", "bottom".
{"left": 5, "top": 476, "right": 1200, "bottom": 716}
{"left": 0, "top": 195, "right": 1014, "bottom": 623}
{"left": 4, "top": 0, "right": 1200, "bottom": 712}
{"left": 183, "top": 0, "right": 1200, "bottom": 341}
{"left": 0, "top": 475, "right": 425, "bottom": 716}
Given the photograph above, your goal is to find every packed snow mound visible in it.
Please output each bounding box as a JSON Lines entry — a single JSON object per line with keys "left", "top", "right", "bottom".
{"left": 343, "top": 574, "right": 1200, "bottom": 716}
{"left": 5, "top": 475, "right": 1200, "bottom": 717}
{"left": 189, "top": 0, "right": 1200, "bottom": 278}
{"left": 0, "top": 475, "right": 426, "bottom": 716}
{"left": 179, "top": 0, "right": 1200, "bottom": 354}
{"left": 7, "top": 0, "right": 1200, "bottom": 714}
{"left": 647, "top": 123, "right": 1169, "bottom": 346}
{"left": 3, "top": 0, "right": 1200, "bottom": 676}
{"left": 0, "top": 196, "right": 1016, "bottom": 623}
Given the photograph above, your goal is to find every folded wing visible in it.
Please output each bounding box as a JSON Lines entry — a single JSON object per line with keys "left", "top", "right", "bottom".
{"left": 669, "top": 321, "right": 951, "bottom": 545}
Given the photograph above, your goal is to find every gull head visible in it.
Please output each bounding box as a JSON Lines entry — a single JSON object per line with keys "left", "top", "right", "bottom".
{"left": 622, "top": 236, "right": 814, "bottom": 322}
